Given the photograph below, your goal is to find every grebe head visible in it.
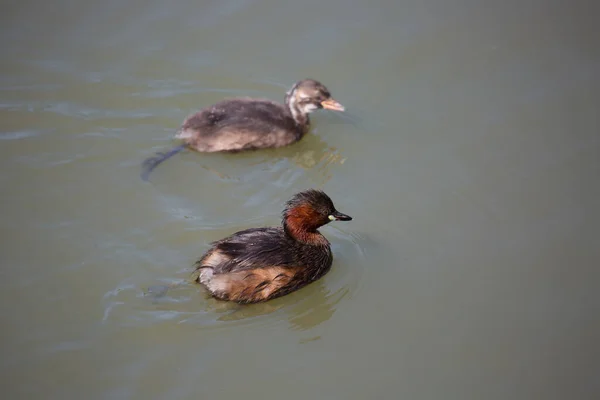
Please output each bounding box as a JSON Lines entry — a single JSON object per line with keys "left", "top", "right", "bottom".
{"left": 285, "top": 79, "right": 345, "bottom": 125}
{"left": 283, "top": 190, "right": 352, "bottom": 241}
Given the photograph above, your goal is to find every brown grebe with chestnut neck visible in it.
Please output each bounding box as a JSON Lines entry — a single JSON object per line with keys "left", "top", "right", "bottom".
{"left": 191, "top": 189, "right": 352, "bottom": 303}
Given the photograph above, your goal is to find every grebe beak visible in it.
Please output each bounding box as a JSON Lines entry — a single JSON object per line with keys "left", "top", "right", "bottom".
{"left": 321, "top": 98, "right": 345, "bottom": 112}
{"left": 329, "top": 211, "right": 352, "bottom": 221}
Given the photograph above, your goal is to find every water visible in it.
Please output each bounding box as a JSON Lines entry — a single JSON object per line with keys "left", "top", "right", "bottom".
{"left": 2, "top": 0, "right": 599, "bottom": 399}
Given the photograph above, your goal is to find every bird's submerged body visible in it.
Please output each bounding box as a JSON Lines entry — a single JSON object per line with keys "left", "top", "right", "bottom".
{"left": 192, "top": 189, "right": 352, "bottom": 303}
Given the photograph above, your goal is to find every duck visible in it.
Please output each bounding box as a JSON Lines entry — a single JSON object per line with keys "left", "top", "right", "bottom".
{"left": 190, "top": 189, "right": 352, "bottom": 303}
{"left": 141, "top": 79, "right": 345, "bottom": 180}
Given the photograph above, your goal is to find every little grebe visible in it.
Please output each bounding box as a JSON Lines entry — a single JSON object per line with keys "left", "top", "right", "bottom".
{"left": 191, "top": 189, "right": 352, "bottom": 303}
{"left": 141, "top": 79, "right": 344, "bottom": 180}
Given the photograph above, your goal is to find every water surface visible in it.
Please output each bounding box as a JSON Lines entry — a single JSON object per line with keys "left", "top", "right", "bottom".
{"left": 1, "top": 1, "right": 599, "bottom": 399}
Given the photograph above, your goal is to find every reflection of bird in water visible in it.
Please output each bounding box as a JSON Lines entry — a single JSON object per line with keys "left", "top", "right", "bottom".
{"left": 143, "top": 267, "right": 348, "bottom": 332}
{"left": 286, "top": 284, "right": 348, "bottom": 331}
{"left": 287, "top": 127, "right": 347, "bottom": 168}
{"left": 293, "top": 148, "right": 346, "bottom": 169}
{"left": 177, "top": 131, "right": 348, "bottom": 189}
{"left": 215, "top": 280, "right": 349, "bottom": 332}
{"left": 256, "top": 131, "right": 348, "bottom": 186}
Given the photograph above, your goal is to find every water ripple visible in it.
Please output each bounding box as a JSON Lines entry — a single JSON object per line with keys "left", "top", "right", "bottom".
{"left": 0, "top": 129, "right": 50, "bottom": 140}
